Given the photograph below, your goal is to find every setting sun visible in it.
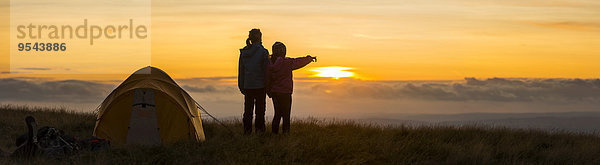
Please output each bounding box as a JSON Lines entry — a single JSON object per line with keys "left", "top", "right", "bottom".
{"left": 311, "top": 66, "right": 355, "bottom": 79}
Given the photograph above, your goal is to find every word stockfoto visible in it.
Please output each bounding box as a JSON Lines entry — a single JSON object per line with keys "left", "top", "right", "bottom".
{"left": 16, "top": 19, "right": 148, "bottom": 45}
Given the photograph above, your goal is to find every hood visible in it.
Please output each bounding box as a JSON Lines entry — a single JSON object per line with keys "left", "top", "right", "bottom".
{"left": 240, "top": 43, "right": 263, "bottom": 57}
{"left": 268, "top": 57, "right": 286, "bottom": 72}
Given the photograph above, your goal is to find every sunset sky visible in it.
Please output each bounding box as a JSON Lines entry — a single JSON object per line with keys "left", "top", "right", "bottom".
{"left": 1, "top": 0, "right": 599, "bottom": 81}
{"left": 0, "top": 0, "right": 599, "bottom": 118}
{"left": 152, "top": 0, "right": 600, "bottom": 80}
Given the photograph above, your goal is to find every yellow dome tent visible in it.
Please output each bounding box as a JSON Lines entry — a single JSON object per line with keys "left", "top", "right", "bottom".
{"left": 93, "top": 66, "right": 205, "bottom": 144}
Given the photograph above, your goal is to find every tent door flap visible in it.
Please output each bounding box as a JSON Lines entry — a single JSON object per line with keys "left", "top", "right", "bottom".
{"left": 127, "top": 88, "right": 161, "bottom": 145}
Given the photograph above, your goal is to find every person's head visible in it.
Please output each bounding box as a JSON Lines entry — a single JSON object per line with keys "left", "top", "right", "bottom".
{"left": 271, "top": 42, "right": 286, "bottom": 63}
{"left": 272, "top": 42, "right": 286, "bottom": 57}
{"left": 248, "top": 29, "right": 262, "bottom": 44}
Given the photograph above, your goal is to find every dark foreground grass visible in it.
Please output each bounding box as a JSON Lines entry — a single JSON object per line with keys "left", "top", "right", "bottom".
{"left": 2, "top": 105, "right": 600, "bottom": 164}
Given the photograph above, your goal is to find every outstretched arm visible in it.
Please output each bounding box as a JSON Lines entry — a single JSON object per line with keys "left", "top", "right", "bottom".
{"left": 292, "top": 56, "right": 314, "bottom": 70}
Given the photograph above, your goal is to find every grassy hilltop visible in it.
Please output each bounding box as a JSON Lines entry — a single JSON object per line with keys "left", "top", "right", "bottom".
{"left": 1, "top": 105, "right": 600, "bottom": 164}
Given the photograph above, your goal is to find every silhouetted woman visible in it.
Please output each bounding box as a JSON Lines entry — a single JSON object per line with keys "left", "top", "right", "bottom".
{"left": 267, "top": 42, "right": 316, "bottom": 134}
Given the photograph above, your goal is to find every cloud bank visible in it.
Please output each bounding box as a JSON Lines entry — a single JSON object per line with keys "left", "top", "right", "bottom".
{"left": 302, "top": 78, "right": 600, "bottom": 103}
{"left": 0, "top": 78, "right": 114, "bottom": 103}
{"left": 1, "top": 77, "right": 599, "bottom": 105}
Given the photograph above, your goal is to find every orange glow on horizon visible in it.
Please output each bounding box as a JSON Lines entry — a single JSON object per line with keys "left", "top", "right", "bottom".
{"left": 311, "top": 66, "right": 355, "bottom": 79}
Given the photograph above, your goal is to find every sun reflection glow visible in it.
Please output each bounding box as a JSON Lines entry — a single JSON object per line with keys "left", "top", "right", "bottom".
{"left": 311, "top": 66, "right": 355, "bottom": 79}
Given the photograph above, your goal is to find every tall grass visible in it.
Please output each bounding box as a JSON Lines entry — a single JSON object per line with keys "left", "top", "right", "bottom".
{"left": 2, "top": 104, "right": 600, "bottom": 164}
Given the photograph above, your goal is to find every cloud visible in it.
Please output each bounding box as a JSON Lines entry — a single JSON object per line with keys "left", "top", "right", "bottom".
{"left": 0, "top": 77, "right": 239, "bottom": 104}
{"left": 1, "top": 71, "right": 30, "bottom": 74}
{"left": 522, "top": 21, "right": 600, "bottom": 31}
{"left": 474, "top": 0, "right": 591, "bottom": 8}
{"left": 182, "top": 85, "right": 218, "bottom": 93}
{"left": 19, "top": 67, "right": 52, "bottom": 71}
{"left": 300, "top": 78, "right": 600, "bottom": 103}
{"left": 2, "top": 77, "right": 600, "bottom": 105}
{"left": 175, "top": 77, "right": 237, "bottom": 93}
{"left": 176, "top": 77, "right": 236, "bottom": 82}
{"left": 0, "top": 78, "right": 114, "bottom": 103}
{"left": 181, "top": 85, "right": 236, "bottom": 93}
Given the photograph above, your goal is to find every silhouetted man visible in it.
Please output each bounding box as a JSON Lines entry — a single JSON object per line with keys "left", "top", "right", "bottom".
{"left": 238, "top": 29, "right": 269, "bottom": 134}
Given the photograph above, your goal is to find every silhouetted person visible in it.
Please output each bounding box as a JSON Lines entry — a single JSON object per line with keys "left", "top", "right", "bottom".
{"left": 267, "top": 42, "right": 316, "bottom": 134}
{"left": 238, "top": 29, "right": 270, "bottom": 134}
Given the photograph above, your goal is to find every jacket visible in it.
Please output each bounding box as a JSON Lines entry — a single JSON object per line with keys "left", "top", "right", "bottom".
{"left": 238, "top": 42, "right": 270, "bottom": 90}
{"left": 267, "top": 56, "right": 312, "bottom": 94}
